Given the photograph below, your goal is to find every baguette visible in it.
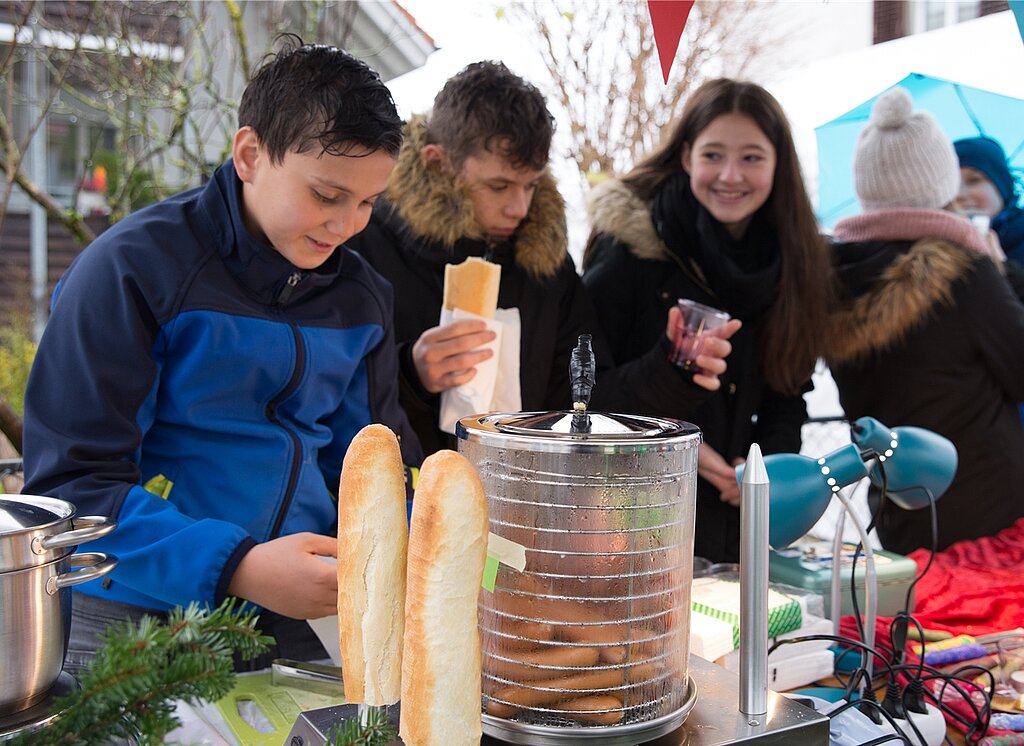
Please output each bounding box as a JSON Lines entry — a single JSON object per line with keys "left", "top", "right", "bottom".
{"left": 400, "top": 451, "right": 489, "bottom": 746}
{"left": 442, "top": 256, "right": 501, "bottom": 318}
{"left": 336, "top": 424, "right": 407, "bottom": 705}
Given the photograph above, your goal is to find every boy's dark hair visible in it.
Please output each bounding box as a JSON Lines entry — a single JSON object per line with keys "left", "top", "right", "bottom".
{"left": 239, "top": 34, "right": 403, "bottom": 164}
{"left": 427, "top": 61, "right": 553, "bottom": 171}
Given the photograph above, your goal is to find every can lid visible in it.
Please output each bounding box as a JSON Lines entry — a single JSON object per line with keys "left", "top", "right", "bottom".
{"left": 456, "top": 411, "right": 700, "bottom": 453}
{"left": 0, "top": 495, "right": 72, "bottom": 534}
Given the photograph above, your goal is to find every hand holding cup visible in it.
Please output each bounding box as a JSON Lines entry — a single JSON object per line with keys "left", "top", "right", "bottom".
{"left": 670, "top": 299, "right": 732, "bottom": 370}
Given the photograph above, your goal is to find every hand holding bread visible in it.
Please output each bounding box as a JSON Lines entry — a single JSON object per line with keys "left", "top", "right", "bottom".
{"left": 411, "top": 320, "right": 496, "bottom": 394}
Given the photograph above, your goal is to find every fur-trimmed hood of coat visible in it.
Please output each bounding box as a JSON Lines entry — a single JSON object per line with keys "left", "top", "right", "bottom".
{"left": 385, "top": 115, "right": 567, "bottom": 279}
{"left": 825, "top": 238, "right": 977, "bottom": 365}
{"left": 585, "top": 178, "right": 669, "bottom": 262}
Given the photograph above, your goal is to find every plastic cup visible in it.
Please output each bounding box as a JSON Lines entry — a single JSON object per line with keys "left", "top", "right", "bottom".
{"left": 670, "top": 299, "right": 730, "bottom": 370}
{"left": 968, "top": 212, "right": 991, "bottom": 238}
{"left": 998, "top": 635, "right": 1024, "bottom": 696}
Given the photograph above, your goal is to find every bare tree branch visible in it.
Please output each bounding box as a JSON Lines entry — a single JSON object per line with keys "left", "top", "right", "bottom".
{"left": 501, "top": 0, "right": 783, "bottom": 181}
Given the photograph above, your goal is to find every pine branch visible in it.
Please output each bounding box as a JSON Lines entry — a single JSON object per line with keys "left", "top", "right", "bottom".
{"left": 13, "top": 598, "right": 273, "bottom": 746}
{"left": 328, "top": 706, "right": 398, "bottom": 746}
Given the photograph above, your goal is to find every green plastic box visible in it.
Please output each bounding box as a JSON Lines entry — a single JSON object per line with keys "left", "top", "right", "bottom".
{"left": 768, "top": 543, "right": 918, "bottom": 619}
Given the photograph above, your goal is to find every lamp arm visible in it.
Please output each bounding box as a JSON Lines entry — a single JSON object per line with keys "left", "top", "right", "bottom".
{"left": 832, "top": 488, "right": 878, "bottom": 681}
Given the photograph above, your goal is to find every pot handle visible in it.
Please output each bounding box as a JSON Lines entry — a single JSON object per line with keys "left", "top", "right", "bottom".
{"left": 47, "top": 552, "right": 118, "bottom": 595}
{"left": 34, "top": 515, "right": 117, "bottom": 554}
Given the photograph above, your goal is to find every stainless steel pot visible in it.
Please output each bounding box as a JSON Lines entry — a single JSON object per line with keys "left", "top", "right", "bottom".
{"left": 0, "top": 495, "right": 118, "bottom": 717}
{"left": 0, "top": 495, "right": 115, "bottom": 571}
{"left": 0, "top": 552, "right": 117, "bottom": 716}
{"left": 457, "top": 411, "right": 700, "bottom": 746}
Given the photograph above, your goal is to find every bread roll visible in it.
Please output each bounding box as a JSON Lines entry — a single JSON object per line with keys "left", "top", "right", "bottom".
{"left": 442, "top": 256, "right": 501, "bottom": 318}
{"left": 400, "top": 450, "right": 489, "bottom": 746}
{"left": 336, "top": 424, "right": 407, "bottom": 705}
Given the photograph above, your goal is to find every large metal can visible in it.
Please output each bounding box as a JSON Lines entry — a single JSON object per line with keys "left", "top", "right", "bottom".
{"left": 457, "top": 411, "right": 700, "bottom": 746}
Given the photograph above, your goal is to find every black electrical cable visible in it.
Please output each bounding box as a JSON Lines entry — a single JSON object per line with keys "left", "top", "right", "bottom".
{"left": 890, "top": 662, "right": 995, "bottom": 741}
{"left": 777, "top": 627, "right": 994, "bottom": 743}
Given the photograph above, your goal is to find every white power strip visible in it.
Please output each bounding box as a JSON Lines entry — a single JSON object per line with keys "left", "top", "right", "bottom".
{"left": 892, "top": 703, "right": 946, "bottom": 746}
{"left": 788, "top": 695, "right": 945, "bottom": 746}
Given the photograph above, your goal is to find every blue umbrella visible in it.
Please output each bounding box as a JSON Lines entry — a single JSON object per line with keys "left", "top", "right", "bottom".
{"left": 815, "top": 72, "right": 1024, "bottom": 228}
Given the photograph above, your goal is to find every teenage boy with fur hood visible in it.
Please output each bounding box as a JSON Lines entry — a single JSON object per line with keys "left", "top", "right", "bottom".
{"left": 348, "top": 61, "right": 740, "bottom": 455}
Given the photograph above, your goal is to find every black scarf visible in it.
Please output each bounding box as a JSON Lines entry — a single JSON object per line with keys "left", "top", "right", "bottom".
{"left": 652, "top": 172, "right": 781, "bottom": 320}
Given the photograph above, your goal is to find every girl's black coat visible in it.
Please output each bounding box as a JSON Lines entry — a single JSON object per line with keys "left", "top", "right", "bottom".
{"left": 583, "top": 179, "right": 807, "bottom": 563}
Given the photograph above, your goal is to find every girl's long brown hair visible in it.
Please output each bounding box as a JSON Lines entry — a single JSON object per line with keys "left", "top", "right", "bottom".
{"left": 617, "top": 78, "right": 833, "bottom": 396}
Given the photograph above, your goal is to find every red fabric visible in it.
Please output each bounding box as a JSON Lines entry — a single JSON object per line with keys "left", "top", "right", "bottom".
{"left": 904, "top": 518, "right": 1024, "bottom": 636}
{"left": 837, "top": 520, "right": 1024, "bottom": 740}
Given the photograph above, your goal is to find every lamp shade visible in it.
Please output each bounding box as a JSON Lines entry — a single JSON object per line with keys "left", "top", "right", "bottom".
{"left": 738, "top": 442, "right": 870, "bottom": 548}
{"left": 850, "top": 417, "right": 958, "bottom": 510}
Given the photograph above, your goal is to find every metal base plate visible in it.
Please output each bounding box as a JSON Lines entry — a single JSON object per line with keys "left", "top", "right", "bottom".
{"left": 0, "top": 672, "right": 78, "bottom": 743}
{"left": 481, "top": 676, "right": 696, "bottom": 746}
{"left": 285, "top": 656, "right": 828, "bottom": 746}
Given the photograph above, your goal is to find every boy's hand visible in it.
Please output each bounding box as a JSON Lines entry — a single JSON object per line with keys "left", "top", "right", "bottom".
{"left": 698, "top": 443, "right": 743, "bottom": 506}
{"left": 664, "top": 308, "right": 742, "bottom": 392}
{"left": 412, "top": 320, "right": 496, "bottom": 394}
{"left": 228, "top": 532, "right": 337, "bottom": 619}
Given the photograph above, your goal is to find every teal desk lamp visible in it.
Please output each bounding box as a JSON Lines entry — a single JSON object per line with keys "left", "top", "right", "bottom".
{"left": 748, "top": 416, "right": 958, "bottom": 549}
{"left": 736, "top": 416, "right": 957, "bottom": 680}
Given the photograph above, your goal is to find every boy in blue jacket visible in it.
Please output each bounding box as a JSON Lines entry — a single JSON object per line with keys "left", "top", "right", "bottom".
{"left": 22, "top": 36, "right": 421, "bottom": 672}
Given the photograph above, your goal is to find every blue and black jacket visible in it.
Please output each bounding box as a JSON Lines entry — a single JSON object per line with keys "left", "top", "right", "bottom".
{"left": 22, "top": 160, "right": 422, "bottom": 612}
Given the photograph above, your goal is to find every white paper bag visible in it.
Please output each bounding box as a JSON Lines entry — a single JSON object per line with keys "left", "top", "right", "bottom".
{"left": 439, "top": 307, "right": 522, "bottom": 434}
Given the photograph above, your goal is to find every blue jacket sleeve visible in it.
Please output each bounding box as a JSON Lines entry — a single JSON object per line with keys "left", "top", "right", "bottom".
{"left": 22, "top": 245, "right": 252, "bottom": 609}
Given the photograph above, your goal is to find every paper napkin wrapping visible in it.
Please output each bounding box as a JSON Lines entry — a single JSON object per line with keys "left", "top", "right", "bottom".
{"left": 439, "top": 307, "right": 522, "bottom": 434}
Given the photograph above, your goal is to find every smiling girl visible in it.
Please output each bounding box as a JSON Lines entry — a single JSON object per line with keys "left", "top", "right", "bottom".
{"left": 582, "top": 78, "right": 833, "bottom": 563}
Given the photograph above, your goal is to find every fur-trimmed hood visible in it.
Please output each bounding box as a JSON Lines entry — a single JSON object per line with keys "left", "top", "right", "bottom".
{"left": 385, "top": 115, "right": 567, "bottom": 279}
{"left": 826, "top": 238, "right": 976, "bottom": 365}
{"left": 586, "top": 178, "right": 669, "bottom": 262}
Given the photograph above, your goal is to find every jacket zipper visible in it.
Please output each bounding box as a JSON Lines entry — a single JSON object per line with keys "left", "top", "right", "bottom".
{"left": 267, "top": 323, "right": 306, "bottom": 539}
{"left": 276, "top": 271, "right": 304, "bottom": 306}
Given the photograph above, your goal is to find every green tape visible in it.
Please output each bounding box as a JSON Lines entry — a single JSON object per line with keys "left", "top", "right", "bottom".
{"left": 482, "top": 555, "right": 499, "bottom": 592}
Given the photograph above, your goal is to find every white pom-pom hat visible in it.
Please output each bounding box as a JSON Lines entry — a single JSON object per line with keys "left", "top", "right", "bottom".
{"left": 853, "top": 87, "right": 960, "bottom": 211}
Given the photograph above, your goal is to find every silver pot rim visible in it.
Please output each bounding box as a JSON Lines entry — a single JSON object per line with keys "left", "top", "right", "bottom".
{"left": 0, "top": 495, "right": 116, "bottom": 573}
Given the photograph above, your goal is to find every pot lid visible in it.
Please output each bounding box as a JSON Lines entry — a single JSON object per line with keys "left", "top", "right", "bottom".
{"left": 456, "top": 411, "right": 700, "bottom": 454}
{"left": 0, "top": 495, "right": 72, "bottom": 535}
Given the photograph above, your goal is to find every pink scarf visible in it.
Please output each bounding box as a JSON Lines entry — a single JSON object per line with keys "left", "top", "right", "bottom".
{"left": 832, "top": 208, "right": 989, "bottom": 255}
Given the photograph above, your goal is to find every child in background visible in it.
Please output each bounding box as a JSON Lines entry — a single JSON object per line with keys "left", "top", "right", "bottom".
{"left": 954, "top": 136, "right": 1024, "bottom": 265}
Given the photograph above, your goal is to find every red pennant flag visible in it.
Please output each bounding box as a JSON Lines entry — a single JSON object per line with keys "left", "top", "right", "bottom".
{"left": 647, "top": 0, "right": 695, "bottom": 84}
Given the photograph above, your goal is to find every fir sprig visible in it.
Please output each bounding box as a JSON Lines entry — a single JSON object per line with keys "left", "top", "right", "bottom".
{"left": 15, "top": 598, "right": 272, "bottom": 746}
{"left": 328, "top": 705, "right": 398, "bottom": 746}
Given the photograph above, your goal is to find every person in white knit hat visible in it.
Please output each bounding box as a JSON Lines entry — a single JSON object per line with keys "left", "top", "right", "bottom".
{"left": 822, "top": 86, "right": 1024, "bottom": 555}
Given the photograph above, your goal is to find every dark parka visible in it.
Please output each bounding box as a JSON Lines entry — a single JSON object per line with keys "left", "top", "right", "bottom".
{"left": 347, "top": 117, "right": 709, "bottom": 456}
{"left": 583, "top": 179, "right": 807, "bottom": 563}
{"left": 826, "top": 237, "right": 1024, "bottom": 554}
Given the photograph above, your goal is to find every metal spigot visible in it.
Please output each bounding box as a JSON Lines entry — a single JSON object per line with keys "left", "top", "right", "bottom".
{"left": 569, "top": 334, "right": 596, "bottom": 434}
